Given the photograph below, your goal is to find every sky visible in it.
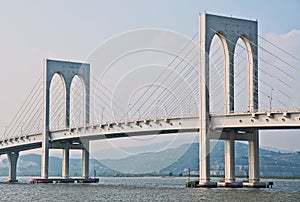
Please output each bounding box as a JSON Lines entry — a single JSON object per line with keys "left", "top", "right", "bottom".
{"left": 0, "top": 0, "right": 300, "bottom": 157}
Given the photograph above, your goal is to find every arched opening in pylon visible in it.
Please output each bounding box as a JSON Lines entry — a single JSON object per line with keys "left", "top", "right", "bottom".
{"left": 209, "top": 33, "right": 226, "bottom": 114}
{"left": 49, "top": 73, "right": 66, "bottom": 131}
{"left": 70, "top": 75, "right": 86, "bottom": 127}
{"left": 234, "top": 37, "right": 251, "bottom": 112}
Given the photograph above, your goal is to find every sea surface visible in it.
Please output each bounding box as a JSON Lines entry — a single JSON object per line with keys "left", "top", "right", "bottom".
{"left": 0, "top": 177, "right": 299, "bottom": 202}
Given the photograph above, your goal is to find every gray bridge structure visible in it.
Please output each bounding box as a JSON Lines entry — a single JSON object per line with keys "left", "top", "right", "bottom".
{"left": 1, "top": 13, "right": 298, "bottom": 188}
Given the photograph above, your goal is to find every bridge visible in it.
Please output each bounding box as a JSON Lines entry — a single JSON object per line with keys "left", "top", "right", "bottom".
{"left": 1, "top": 13, "right": 299, "bottom": 187}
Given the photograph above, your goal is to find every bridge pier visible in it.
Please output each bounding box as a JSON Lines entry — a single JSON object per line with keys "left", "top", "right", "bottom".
{"left": 218, "top": 132, "right": 243, "bottom": 188}
{"left": 224, "top": 133, "right": 235, "bottom": 183}
{"left": 82, "top": 141, "right": 89, "bottom": 179}
{"left": 248, "top": 131, "right": 259, "bottom": 183}
{"left": 198, "top": 131, "right": 217, "bottom": 187}
{"left": 41, "top": 140, "right": 49, "bottom": 179}
{"left": 243, "top": 130, "right": 266, "bottom": 188}
{"left": 7, "top": 151, "right": 19, "bottom": 183}
{"left": 82, "top": 149, "right": 89, "bottom": 179}
{"left": 62, "top": 146, "right": 70, "bottom": 179}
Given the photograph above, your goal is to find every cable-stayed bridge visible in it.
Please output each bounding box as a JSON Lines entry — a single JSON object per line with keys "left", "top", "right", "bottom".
{"left": 1, "top": 13, "right": 300, "bottom": 187}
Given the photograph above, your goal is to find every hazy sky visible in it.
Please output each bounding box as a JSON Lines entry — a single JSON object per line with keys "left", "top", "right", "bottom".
{"left": 0, "top": 0, "right": 300, "bottom": 153}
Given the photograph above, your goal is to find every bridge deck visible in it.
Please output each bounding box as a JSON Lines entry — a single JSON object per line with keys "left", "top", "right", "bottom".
{"left": 1, "top": 110, "right": 300, "bottom": 153}
{"left": 211, "top": 110, "right": 300, "bottom": 130}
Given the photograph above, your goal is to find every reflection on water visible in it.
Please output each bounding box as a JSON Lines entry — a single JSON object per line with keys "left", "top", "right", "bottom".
{"left": 0, "top": 177, "right": 299, "bottom": 202}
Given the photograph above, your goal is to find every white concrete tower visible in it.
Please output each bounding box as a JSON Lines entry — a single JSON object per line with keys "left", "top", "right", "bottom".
{"left": 42, "top": 59, "right": 90, "bottom": 179}
{"left": 199, "top": 13, "right": 259, "bottom": 187}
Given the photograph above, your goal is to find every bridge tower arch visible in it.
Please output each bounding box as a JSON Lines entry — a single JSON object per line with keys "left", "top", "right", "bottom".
{"left": 49, "top": 73, "right": 67, "bottom": 130}
{"left": 199, "top": 13, "right": 259, "bottom": 187}
{"left": 70, "top": 75, "right": 88, "bottom": 127}
{"left": 42, "top": 59, "right": 90, "bottom": 179}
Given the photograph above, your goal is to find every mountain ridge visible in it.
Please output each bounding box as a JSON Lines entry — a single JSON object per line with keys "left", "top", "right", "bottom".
{"left": 0, "top": 142, "right": 299, "bottom": 177}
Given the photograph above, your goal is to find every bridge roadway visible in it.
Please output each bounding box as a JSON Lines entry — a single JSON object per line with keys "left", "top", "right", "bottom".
{"left": 1, "top": 110, "right": 300, "bottom": 154}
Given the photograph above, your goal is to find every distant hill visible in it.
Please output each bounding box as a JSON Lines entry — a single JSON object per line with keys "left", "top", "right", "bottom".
{"left": 0, "top": 154, "right": 117, "bottom": 177}
{"left": 160, "top": 141, "right": 300, "bottom": 177}
{"left": 0, "top": 142, "right": 299, "bottom": 177}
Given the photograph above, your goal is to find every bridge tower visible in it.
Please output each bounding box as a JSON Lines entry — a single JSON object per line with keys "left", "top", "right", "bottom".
{"left": 199, "top": 13, "right": 262, "bottom": 187}
{"left": 42, "top": 59, "right": 90, "bottom": 179}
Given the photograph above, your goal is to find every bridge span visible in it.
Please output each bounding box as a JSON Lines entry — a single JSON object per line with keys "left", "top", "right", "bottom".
{"left": 2, "top": 110, "right": 300, "bottom": 185}
{"left": 1, "top": 13, "right": 299, "bottom": 188}
{"left": 3, "top": 110, "right": 300, "bottom": 155}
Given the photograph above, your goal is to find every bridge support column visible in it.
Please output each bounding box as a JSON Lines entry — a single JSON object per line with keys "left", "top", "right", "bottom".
{"left": 198, "top": 13, "right": 217, "bottom": 188}
{"left": 218, "top": 132, "right": 242, "bottom": 187}
{"left": 248, "top": 131, "right": 259, "bottom": 183}
{"left": 224, "top": 133, "right": 235, "bottom": 183}
{"left": 199, "top": 131, "right": 210, "bottom": 186}
{"left": 199, "top": 133, "right": 216, "bottom": 187}
{"left": 41, "top": 138, "right": 49, "bottom": 179}
{"left": 7, "top": 151, "right": 19, "bottom": 183}
{"left": 62, "top": 146, "right": 70, "bottom": 179}
{"left": 82, "top": 142, "right": 89, "bottom": 179}
{"left": 243, "top": 130, "right": 266, "bottom": 188}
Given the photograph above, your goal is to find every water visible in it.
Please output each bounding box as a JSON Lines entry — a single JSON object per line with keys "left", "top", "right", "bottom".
{"left": 0, "top": 177, "right": 299, "bottom": 201}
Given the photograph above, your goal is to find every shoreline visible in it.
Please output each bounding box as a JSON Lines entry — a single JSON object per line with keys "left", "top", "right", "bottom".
{"left": 0, "top": 175, "right": 299, "bottom": 180}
